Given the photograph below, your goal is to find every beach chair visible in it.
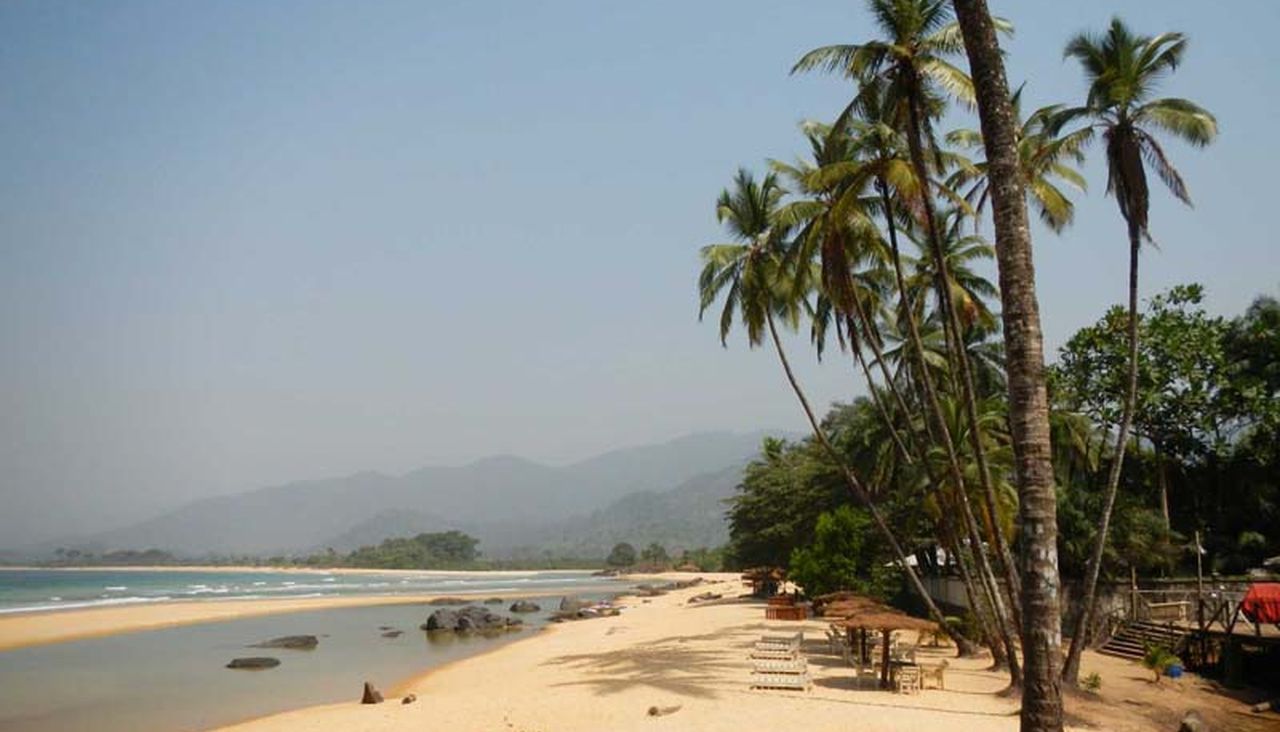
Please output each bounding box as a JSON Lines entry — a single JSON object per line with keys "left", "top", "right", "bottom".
{"left": 825, "top": 627, "right": 846, "bottom": 655}
{"left": 752, "top": 658, "right": 808, "bottom": 674}
{"left": 891, "top": 642, "right": 917, "bottom": 664}
{"left": 750, "top": 646, "right": 798, "bottom": 660}
{"left": 893, "top": 665, "right": 921, "bottom": 695}
{"left": 751, "top": 672, "right": 812, "bottom": 691}
{"left": 920, "top": 660, "right": 948, "bottom": 690}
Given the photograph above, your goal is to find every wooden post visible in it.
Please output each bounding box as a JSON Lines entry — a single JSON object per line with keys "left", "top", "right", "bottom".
{"left": 1195, "top": 530, "right": 1205, "bottom": 632}
{"left": 1130, "top": 566, "right": 1139, "bottom": 620}
{"left": 880, "top": 629, "right": 891, "bottom": 689}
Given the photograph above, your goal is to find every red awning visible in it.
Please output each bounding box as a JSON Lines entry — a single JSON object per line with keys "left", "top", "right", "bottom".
{"left": 1240, "top": 582, "right": 1280, "bottom": 624}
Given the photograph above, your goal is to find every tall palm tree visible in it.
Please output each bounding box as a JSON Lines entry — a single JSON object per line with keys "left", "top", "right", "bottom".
{"left": 1058, "top": 17, "right": 1218, "bottom": 686}
{"left": 946, "top": 89, "right": 1090, "bottom": 234}
{"left": 951, "top": 1, "right": 1066, "bottom": 728}
{"left": 698, "top": 168, "right": 974, "bottom": 654}
{"left": 795, "top": 3, "right": 1025, "bottom": 678}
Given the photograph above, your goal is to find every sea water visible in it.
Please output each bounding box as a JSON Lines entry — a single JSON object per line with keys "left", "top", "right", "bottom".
{"left": 0, "top": 570, "right": 624, "bottom": 731}
{"left": 0, "top": 568, "right": 609, "bottom": 614}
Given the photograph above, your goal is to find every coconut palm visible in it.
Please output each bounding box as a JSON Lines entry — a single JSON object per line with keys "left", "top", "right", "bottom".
{"left": 950, "top": 1, "right": 1066, "bottom": 727}
{"left": 697, "top": 168, "right": 972, "bottom": 653}
{"left": 795, "top": 6, "right": 1026, "bottom": 658}
{"left": 946, "top": 89, "right": 1090, "bottom": 233}
{"left": 1058, "top": 17, "right": 1218, "bottom": 686}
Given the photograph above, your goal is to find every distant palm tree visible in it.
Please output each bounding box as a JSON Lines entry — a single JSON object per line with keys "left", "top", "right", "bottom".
{"left": 698, "top": 167, "right": 971, "bottom": 653}
{"left": 946, "top": 89, "right": 1090, "bottom": 233}
{"left": 1058, "top": 17, "right": 1218, "bottom": 686}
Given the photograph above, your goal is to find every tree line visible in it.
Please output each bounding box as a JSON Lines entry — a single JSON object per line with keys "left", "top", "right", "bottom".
{"left": 696, "top": 2, "right": 1231, "bottom": 729}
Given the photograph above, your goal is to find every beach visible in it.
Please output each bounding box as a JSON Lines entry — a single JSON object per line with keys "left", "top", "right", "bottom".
{"left": 197, "top": 575, "right": 1269, "bottom": 732}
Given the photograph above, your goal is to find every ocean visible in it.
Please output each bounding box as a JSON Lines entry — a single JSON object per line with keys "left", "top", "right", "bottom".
{"left": 0, "top": 569, "right": 626, "bottom": 731}
{"left": 0, "top": 567, "right": 611, "bottom": 614}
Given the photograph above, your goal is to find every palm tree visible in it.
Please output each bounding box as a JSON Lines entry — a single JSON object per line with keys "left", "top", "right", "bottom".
{"left": 1058, "top": 17, "right": 1218, "bottom": 686}
{"left": 795, "top": 4, "right": 1025, "bottom": 678}
{"left": 945, "top": 90, "right": 1090, "bottom": 233}
{"left": 950, "top": 1, "right": 1066, "bottom": 728}
{"left": 698, "top": 168, "right": 974, "bottom": 653}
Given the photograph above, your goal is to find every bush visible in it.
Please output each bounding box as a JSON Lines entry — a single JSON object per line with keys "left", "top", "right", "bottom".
{"left": 1141, "top": 644, "right": 1181, "bottom": 683}
{"left": 787, "top": 506, "right": 894, "bottom": 599}
{"left": 1082, "top": 672, "right": 1102, "bottom": 693}
{"left": 606, "top": 542, "right": 637, "bottom": 567}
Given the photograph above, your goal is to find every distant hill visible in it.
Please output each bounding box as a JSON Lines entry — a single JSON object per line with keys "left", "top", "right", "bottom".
{"left": 54, "top": 431, "right": 770, "bottom": 558}
{"left": 517, "top": 463, "right": 744, "bottom": 558}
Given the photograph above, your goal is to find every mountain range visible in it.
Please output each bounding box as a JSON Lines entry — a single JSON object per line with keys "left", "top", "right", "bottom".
{"left": 35, "top": 431, "right": 774, "bottom": 559}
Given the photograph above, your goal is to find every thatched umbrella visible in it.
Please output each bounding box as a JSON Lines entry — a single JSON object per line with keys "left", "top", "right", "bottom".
{"left": 833, "top": 611, "right": 938, "bottom": 689}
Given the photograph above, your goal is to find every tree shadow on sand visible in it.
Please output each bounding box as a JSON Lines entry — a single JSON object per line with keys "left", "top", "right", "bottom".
{"left": 543, "top": 644, "right": 736, "bottom": 698}
{"left": 542, "top": 623, "right": 772, "bottom": 699}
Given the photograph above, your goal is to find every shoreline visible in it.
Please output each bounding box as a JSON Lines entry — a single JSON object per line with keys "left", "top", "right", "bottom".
{"left": 0, "top": 564, "right": 602, "bottom": 576}
{"left": 0, "top": 588, "right": 607, "bottom": 653}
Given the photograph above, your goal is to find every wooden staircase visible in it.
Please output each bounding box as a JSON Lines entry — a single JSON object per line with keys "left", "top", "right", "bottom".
{"left": 1098, "top": 620, "right": 1190, "bottom": 660}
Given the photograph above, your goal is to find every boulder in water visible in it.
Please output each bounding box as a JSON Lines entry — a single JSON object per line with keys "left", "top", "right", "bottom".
{"left": 361, "top": 682, "right": 384, "bottom": 704}
{"left": 226, "top": 657, "right": 280, "bottom": 670}
{"left": 249, "top": 635, "right": 318, "bottom": 650}
{"left": 381, "top": 630, "right": 403, "bottom": 638}
{"left": 509, "top": 600, "right": 541, "bottom": 613}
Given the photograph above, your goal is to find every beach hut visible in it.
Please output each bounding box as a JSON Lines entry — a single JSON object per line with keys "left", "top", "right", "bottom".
{"left": 741, "top": 567, "right": 785, "bottom": 598}
{"left": 831, "top": 610, "right": 938, "bottom": 689}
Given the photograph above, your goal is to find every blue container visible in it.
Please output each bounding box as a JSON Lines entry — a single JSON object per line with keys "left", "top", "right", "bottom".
{"left": 1166, "top": 663, "right": 1184, "bottom": 679}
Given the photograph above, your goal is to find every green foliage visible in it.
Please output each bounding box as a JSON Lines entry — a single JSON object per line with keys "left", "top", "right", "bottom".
{"left": 1052, "top": 286, "right": 1280, "bottom": 575}
{"left": 606, "top": 542, "right": 637, "bottom": 567}
{"left": 725, "top": 436, "right": 845, "bottom": 570}
{"left": 677, "top": 546, "right": 725, "bottom": 572}
{"left": 1141, "top": 644, "right": 1180, "bottom": 683}
{"left": 1082, "top": 672, "right": 1103, "bottom": 692}
{"left": 341, "top": 531, "right": 479, "bottom": 570}
{"left": 787, "top": 505, "right": 895, "bottom": 599}
{"left": 640, "top": 542, "right": 670, "bottom": 566}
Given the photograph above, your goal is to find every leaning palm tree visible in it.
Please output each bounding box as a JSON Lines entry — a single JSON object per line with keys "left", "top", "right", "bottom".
{"left": 950, "top": 1, "right": 1066, "bottom": 728}
{"left": 1058, "top": 17, "right": 1218, "bottom": 686}
{"left": 794, "top": 6, "right": 1026, "bottom": 664}
{"left": 698, "top": 167, "right": 974, "bottom": 654}
{"left": 946, "top": 88, "right": 1090, "bottom": 233}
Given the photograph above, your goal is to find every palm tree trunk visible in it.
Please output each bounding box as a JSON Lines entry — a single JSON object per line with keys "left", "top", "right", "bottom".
{"left": 1061, "top": 217, "right": 1141, "bottom": 684}
{"left": 942, "top": 520, "right": 996, "bottom": 659}
{"left": 952, "top": 2, "right": 1064, "bottom": 729}
{"left": 848, "top": 319, "right": 914, "bottom": 463}
{"left": 880, "top": 170, "right": 1022, "bottom": 684}
{"left": 901, "top": 74, "right": 1025, "bottom": 646}
{"left": 763, "top": 310, "right": 976, "bottom": 655}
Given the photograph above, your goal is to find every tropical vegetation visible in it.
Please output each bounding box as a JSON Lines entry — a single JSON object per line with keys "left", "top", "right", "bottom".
{"left": 693, "top": 3, "right": 1246, "bottom": 730}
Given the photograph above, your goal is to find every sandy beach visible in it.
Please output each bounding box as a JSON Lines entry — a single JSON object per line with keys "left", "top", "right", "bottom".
{"left": 194, "top": 574, "right": 1270, "bottom": 732}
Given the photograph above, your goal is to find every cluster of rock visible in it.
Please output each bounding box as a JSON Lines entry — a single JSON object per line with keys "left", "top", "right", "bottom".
{"left": 227, "top": 634, "right": 322, "bottom": 670}
{"left": 420, "top": 605, "right": 523, "bottom": 633}
{"left": 509, "top": 600, "right": 541, "bottom": 613}
{"left": 686, "top": 591, "right": 723, "bottom": 604}
{"left": 547, "top": 595, "right": 621, "bottom": 623}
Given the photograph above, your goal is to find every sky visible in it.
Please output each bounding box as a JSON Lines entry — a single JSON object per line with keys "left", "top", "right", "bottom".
{"left": 1, "top": 0, "right": 1277, "bottom": 546}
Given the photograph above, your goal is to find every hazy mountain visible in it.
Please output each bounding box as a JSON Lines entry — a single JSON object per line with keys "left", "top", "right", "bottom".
{"left": 48, "top": 431, "right": 769, "bottom": 557}
{"left": 516, "top": 463, "right": 744, "bottom": 558}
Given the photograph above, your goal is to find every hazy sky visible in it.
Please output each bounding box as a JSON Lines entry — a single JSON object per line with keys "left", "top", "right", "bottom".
{"left": 2, "top": 0, "right": 1277, "bottom": 546}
